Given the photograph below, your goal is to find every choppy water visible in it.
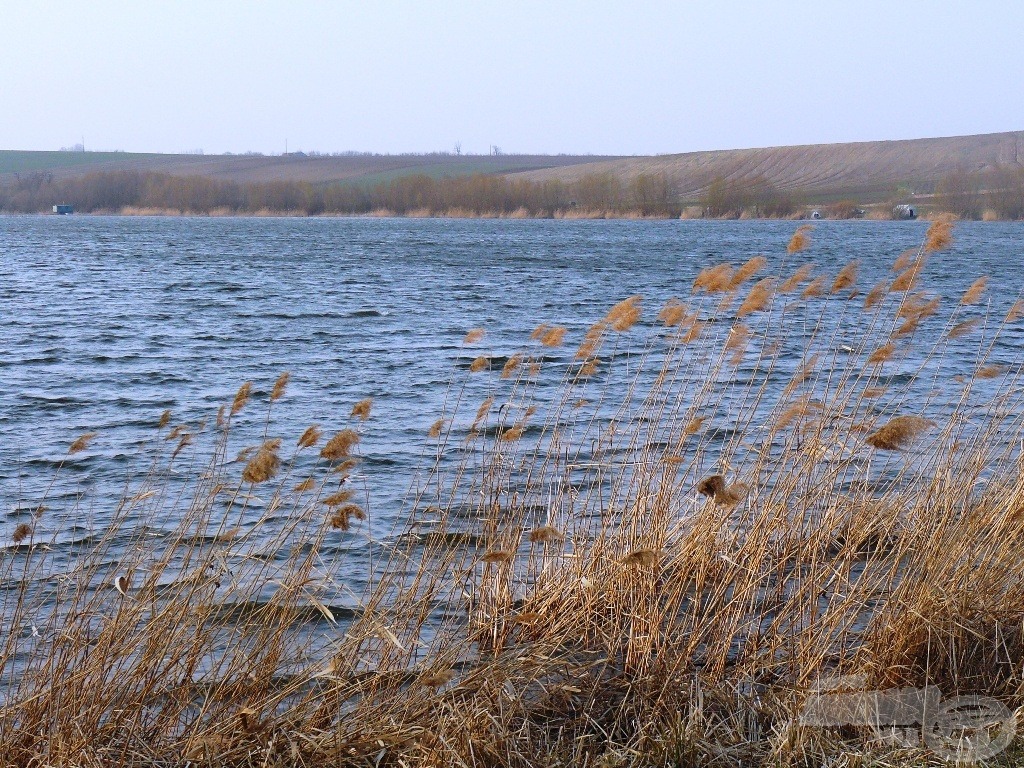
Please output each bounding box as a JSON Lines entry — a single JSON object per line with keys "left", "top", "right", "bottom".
{"left": 2, "top": 215, "right": 1022, "bottom": 577}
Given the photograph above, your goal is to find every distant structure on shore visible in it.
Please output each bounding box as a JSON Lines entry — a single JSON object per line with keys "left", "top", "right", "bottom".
{"left": 52, "top": 204, "right": 73, "bottom": 215}
{"left": 892, "top": 204, "right": 917, "bottom": 220}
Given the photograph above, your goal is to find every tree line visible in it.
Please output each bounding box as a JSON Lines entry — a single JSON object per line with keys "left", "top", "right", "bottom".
{"left": 0, "top": 170, "right": 683, "bottom": 217}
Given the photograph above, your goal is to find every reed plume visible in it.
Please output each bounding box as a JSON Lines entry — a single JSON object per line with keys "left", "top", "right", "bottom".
{"left": 975, "top": 364, "right": 1005, "bottom": 379}
{"left": 863, "top": 279, "right": 888, "bottom": 309}
{"left": 576, "top": 322, "right": 605, "bottom": 359}
{"left": 830, "top": 260, "right": 858, "bottom": 294}
{"left": 867, "top": 343, "right": 896, "bottom": 365}
{"left": 328, "top": 503, "right": 365, "bottom": 531}
{"left": 692, "top": 263, "right": 734, "bottom": 293}
{"left": 892, "top": 247, "right": 919, "bottom": 272}
{"left": 320, "top": 429, "right": 359, "bottom": 461}
{"left": 463, "top": 328, "right": 485, "bottom": 344}
{"left": 297, "top": 424, "right": 321, "bottom": 448}
{"left": 427, "top": 418, "right": 444, "bottom": 438}
{"left": 540, "top": 326, "right": 568, "bottom": 347}
{"left": 889, "top": 268, "right": 918, "bottom": 293}
{"left": 322, "top": 489, "right": 356, "bottom": 507}
{"left": 469, "top": 356, "right": 489, "bottom": 372}
{"left": 529, "top": 525, "right": 564, "bottom": 543}
{"left": 241, "top": 439, "right": 281, "bottom": 484}
{"left": 960, "top": 276, "right": 987, "bottom": 305}
{"left": 231, "top": 381, "right": 252, "bottom": 415}
{"left": 780, "top": 263, "right": 814, "bottom": 293}
{"left": 69, "top": 432, "right": 97, "bottom": 454}
{"left": 865, "top": 415, "right": 934, "bottom": 450}
{"left": 736, "top": 277, "right": 775, "bottom": 317}
{"left": 801, "top": 275, "right": 827, "bottom": 298}
{"left": 729, "top": 255, "right": 767, "bottom": 287}
{"left": 696, "top": 474, "right": 746, "bottom": 505}
{"left": 501, "top": 353, "right": 522, "bottom": 379}
{"left": 12, "top": 522, "right": 32, "bottom": 544}
{"left": 621, "top": 549, "right": 659, "bottom": 568}
{"left": 657, "top": 299, "right": 688, "bottom": 327}
{"left": 786, "top": 224, "right": 812, "bottom": 254}
{"left": 606, "top": 295, "right": 642, "bottom": 331}
{"left": 270, "top": 372, "right": 290, "bottom": 401}
{"left": 947, "top": 318, "right": 981, "bottom": 339}
{"left": 159, "top": 409, "right": 172, "bottom": 428}
{"left": 1007, "top": 299, "right": 1024, "bottom": 322}
{"left": 350, "top": 398, "right": 373, "bottom": 420}
{"left": 924, "top": 214, "right": 954, "bottom": 252}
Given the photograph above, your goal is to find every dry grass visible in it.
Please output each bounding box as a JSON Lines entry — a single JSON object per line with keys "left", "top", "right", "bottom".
{"left": 6, "top": 222, "right": 1024, "bottom": 767}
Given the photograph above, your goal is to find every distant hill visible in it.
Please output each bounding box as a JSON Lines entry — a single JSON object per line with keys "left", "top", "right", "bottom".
{"left": 0, "top": 150, "right": 623, "bottom": 186}
{"left": 512, "top": 131, "right": 1024, "bottom": 202}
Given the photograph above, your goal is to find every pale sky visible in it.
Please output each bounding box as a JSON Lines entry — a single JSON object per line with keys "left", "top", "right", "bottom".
{"left": 2, "top": 1, "right": 1022, "bottom": 156}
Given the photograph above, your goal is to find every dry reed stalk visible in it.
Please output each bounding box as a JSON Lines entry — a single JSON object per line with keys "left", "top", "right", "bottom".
{"left": 787, "top": 225, "right": 812, "bottom": 254}
{"left": 241, "top": 439, "right": 281, "bottom": 484}
{"left": 892, "top": 247, "right": 919, "bottom": 272}
{"left": 889, "top": 267, "right": 919, "bottom": 293}
{"left": 576, "top": 322, "right": 606, "bottom": 359}
{"left": 865, "top": 415, "right": 934, "bottom": 450}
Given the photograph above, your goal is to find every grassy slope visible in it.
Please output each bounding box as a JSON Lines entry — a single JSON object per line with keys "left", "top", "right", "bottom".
{"left": 513, "top": 130, "right": 1024, "bottom": 202}
{"left": 0, "top": 150, "right": 623, "bottom": 186}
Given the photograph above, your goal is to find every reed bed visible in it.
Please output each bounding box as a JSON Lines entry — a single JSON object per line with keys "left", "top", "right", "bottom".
{"left": 4, "top": 222, "right": 1024, "bottom": 766}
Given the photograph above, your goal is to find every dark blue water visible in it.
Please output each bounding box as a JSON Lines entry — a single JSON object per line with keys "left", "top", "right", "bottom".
{"left": 2, "top": 215, "right": 1022, "bottom": 541}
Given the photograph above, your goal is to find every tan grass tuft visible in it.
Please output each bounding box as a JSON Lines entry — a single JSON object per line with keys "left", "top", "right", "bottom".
{"left": 320, "top": 429, "right": 359, "bottom": 461}
{"left": 684, "top": 416, "right": 705, "bottom": 435}
{"left": 463, "top": 328, "right": 485, "bottom": 344}
{"left": 787, "top": 225, "right": 813, "bottom": 254}
{"left": 865, "top": 415, "right": 935, "bottom": 450}
{"left": 328, "top": 503, "right": 365, "bottom": 531}
{"left": 696, "top": 474, "right": 747, "bottom": 505}
{"left": 924, "top": 214, "right": 954, "bottom": 252}
{"left": 231, "top": 382, "right": 252, "bottom": 415}
{"left": 159, "top": 409, "right": 172, "bottom": 429}
{"left": 830, "top": 261, "right": 858, "bottom": 294}
{"left": 270, "top": 372, "right": 290, "bottom": 402}
{"left": 428, "top": 418, "right": 444, "bottom": 438}
{"left": 947, "top": 318, "right": 981, "bottom": 340}
{"left": 474, "top": 396, "right": 495, "bottom": 426}
{"left": 780, "top": 263, "right": 814, "bottom": 293}
{"left": 469, "top": 356, "right": 489, "bottom": 373}
{"left": 333, "top": 457, "right": 360, "bottom": 476}
{"left": 69, "top": 432, "right": 97, "bottom": 455}
{"left": 529, "top": 525, "right": 564, "bottom": 544}
{"left": 578, "top": 358, "right": 600, "bottom": 377}
{"left": 576, "top": 322, "right": 605, "bottom": 359}
{"left": 890, "top": 268, "right": 919, "bottom": 293}
{"left": 863, "top": 386, "right": 887, "bottom": 398}
{"left": 298, "top": 425, "right": 321, "bottom": 448}
{"left": 736, "top": 277, "right": 776, "bottom": 317}
{"left": 350, "top": 398, "right": 373, "bottom": 421}
{"left": 293, "top": 478, "right": 315, "bottom": 493}
{"left": 960, "top": 277, "right": 988, "bottom": 305}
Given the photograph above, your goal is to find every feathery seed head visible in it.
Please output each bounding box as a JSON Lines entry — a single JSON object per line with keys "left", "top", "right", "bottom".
{"left": 231, "top": 382, "right": 252, "bottom": 415}
{"left": 270, "top": 372, "right": 290, "bottom": 402}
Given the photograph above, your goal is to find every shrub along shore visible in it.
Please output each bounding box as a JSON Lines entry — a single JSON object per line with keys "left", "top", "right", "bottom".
{"left": 5, "top": 168, "right": 1024, "bottom": 219}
